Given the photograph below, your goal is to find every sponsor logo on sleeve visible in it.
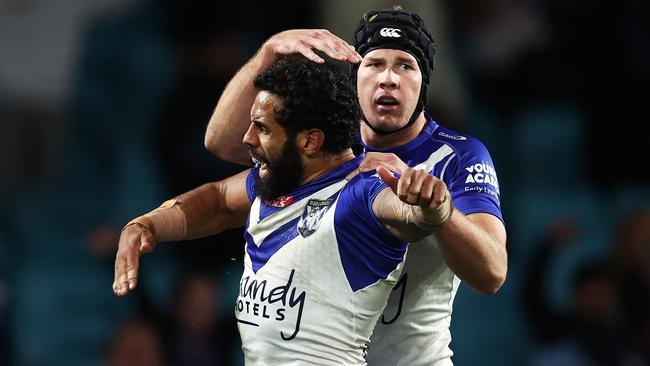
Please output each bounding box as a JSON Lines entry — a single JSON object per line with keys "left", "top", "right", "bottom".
{"left": 464, "top": 161, "right": 500, "bottom": 198}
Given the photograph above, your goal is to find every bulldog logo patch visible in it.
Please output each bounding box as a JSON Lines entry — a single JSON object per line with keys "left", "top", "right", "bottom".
{"left": 297, "top": 198, "right": 333, "bottom": 237}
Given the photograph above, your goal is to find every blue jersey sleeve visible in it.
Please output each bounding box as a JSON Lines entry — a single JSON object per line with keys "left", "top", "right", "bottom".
{"left": 339, "top": 171, "right": 396, "bottom": 239}
{"left": 245, "top": 168, "right": 258, "bottom": 203}
{"left": 334, "top": 172, "right": 408, "bottom": 292}
{"left": 442, "top": 137, "right": 503, "bottom": 222}
{"left": 338, "top": 172, "right": 397, "bottom": 242}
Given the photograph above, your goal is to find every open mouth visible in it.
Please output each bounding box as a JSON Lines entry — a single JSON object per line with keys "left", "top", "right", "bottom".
{"left": 375, "top": 95, "right": 400, "bottom": 106}
{"left": 251, "top": 155, "right": 264, "bottom": 166}
{"left": 250, "top": 152, "right": 270, "bottom": 179}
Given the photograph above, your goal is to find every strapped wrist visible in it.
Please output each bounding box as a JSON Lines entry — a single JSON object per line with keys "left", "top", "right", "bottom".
{"left": 123, "top": 216, "right": 155, "bottom": 234}
{"left": 122, "top": 199, "right": 187, "bottom": 242}
{"left": 412, "top": 192, "right": 454, "bottom": 232}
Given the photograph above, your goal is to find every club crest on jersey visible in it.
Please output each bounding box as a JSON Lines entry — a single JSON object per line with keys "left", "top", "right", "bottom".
{"left": 297, "top": 198, "right": 333, "bottom": 237}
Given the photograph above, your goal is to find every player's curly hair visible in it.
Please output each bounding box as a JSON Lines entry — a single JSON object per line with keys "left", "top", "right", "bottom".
{"left": 253, "top": 55, "right": 361, "bottom": 153}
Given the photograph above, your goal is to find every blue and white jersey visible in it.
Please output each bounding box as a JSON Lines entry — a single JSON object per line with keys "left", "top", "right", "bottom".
{"left": 236, "top": 155, "right": 408, "bottom": 365}
{"left": 365, "top": 116, "right": 503, "bottom": 366}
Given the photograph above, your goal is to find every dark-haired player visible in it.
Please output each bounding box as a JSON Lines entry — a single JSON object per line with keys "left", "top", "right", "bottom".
{"left": 113, "top": 55, "right": 455, "bottom": 365}
{"left": 205, "top": 8, "right": 507, "bottom": 366}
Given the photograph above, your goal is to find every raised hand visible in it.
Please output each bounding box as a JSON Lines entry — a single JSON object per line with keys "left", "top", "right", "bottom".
{"left": 374, "top": 164, "right": 453, "bottom": 235}
{"left": 263, "top": 29, "right": 362, "bottom": 64}
{"left": 377, "top": 165, "right": 449, "bottom": 209}
{"left": 112, "top": 224, "right": 157, "bottom": 296}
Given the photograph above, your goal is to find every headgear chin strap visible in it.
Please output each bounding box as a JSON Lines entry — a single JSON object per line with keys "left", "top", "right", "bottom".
{"left": 351, "top": 9, "right": 436, "bottom": 135}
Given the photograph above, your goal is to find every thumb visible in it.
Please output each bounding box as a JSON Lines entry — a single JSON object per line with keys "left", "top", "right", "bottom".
{"left": 377, "top": 165, "right": 398, "bottom": 194}
{"left": 139, "top": 230, "right": 156, "bottom": 254}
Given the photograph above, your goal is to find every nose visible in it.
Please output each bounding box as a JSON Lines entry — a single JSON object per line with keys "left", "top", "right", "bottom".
{"left": 378, "top": 68, "right": 399, "bottom": 90}
{"left": 242, "top": 123, "right": 257, "bottom": 147}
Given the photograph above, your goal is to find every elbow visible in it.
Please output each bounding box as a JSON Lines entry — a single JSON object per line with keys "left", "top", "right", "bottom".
{"left": 481, "top": 270, "right": 507, "bottom": 295}
{"left": 471, "top": 266, "right": 507, "bottom": 295}
{"left": 203, "top": 131, "right": 233, "bottom": 162}
{"left": 464, "top": 268, "right": 506, "bottom": 295}
{"left": 477, "top": 241, "right": 508, "bottom": 295}
{"left": 204, "top": 131, "right": 224, "bottom": 159}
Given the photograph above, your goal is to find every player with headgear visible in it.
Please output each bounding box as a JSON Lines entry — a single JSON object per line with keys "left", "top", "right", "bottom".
{"left": 114, "top": 54, "right": 458, "bottom": 365}
{"left": 204, "top": 6, "right": 508, "bottom": 366}
{"left": 350, "top": 8, "right": 435, "bottom": 135}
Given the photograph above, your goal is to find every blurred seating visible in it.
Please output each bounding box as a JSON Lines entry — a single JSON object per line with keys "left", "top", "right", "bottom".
{"left": 511, "top": 104, "right": 586, "bottom": 188}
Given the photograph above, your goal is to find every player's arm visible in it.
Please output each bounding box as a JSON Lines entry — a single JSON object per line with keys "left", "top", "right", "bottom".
{"left": 357, "top": 149, "right": 508, "bottom": 294}
{"left": 372, "top": 166, "right": 454, "bottom": 243}
{"left": 205, "top": 29, "right": 361, "bottom": 164}
{"left": 432, "top": 141, "right": 508, "bottom": 295}
{"left": 112, "top": 169, "right": 251, "bottom": 297}
{"left": 435, "top": 211, "right": 507, "bottom": 294}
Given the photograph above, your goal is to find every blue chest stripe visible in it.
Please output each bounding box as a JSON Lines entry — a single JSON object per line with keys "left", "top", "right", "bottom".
{"left": 245, "top": 217, "right": 301, "bottom": 273}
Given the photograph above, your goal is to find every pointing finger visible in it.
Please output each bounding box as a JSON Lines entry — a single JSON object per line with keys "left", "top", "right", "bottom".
{"left": 377, "top": 166, "right": 398, "bottom": 193}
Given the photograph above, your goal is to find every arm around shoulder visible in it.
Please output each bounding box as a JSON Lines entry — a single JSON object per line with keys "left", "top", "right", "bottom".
{"left": 205, "top": 29, "right": 361, "bottom": 163}
{"left": 205, "top": 45, "right": 276, "bottom": 164}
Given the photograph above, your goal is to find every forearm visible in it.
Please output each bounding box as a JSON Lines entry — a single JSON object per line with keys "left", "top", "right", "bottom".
{"left": 377, "top": 199, "right": 431, "bottom": 242}
{"left": 435, "top": 211, "right": 507, "bottom": 294}
{"left": 205, "top": 45, "right": 275, "bottom": 164}
{"left": 374, "top": 188, "right": 453, "bottom": 242}
{"left": 126, "top": 171, "right": 250, "bottom": 242}
{"left": 175, "top": 183, "right": 245, "bottom": 239}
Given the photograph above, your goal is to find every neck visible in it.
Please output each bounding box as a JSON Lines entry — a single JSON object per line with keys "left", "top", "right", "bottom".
{"left": 299, "top": 148, "right": 356, "bottom": 185}
{"left": 360, "top": 112, "right": 428, "bottom": 148}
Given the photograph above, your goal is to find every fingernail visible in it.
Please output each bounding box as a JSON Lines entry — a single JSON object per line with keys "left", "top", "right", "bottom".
{"left": 129, "top": 282, "right": 135, "bottom": 290}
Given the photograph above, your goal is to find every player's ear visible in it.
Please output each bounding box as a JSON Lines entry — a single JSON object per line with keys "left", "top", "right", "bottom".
{"left": 300, "top": 129, "right": 325, "bottom": 155}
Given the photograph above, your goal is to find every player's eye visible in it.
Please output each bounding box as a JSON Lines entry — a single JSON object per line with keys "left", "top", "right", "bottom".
{"left": 398, "top": 63, "right": 413, "bottom": 70}
{"left": 254, "top": 121, "right": 269, "bottom": 134}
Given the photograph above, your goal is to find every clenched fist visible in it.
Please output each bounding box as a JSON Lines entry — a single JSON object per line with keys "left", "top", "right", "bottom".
{"left": 377, "top": 165, "right": 453, "bottom": 231}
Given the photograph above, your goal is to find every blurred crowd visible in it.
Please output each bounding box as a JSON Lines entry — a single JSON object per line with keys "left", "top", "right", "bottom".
{"left": 525, "top": 212, "right": 650, "bottom": 366}
{"left": 0, "top": 0, "right": 648, "bottom": 365}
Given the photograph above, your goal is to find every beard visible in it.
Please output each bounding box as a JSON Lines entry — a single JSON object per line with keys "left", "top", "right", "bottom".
{"left": 252, "top": 138, "right": 304, "bottom": 202}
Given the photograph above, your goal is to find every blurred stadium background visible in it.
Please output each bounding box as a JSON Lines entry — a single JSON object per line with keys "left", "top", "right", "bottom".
{"left": 1, "top": 0, "right": 649, "bottom": 365}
